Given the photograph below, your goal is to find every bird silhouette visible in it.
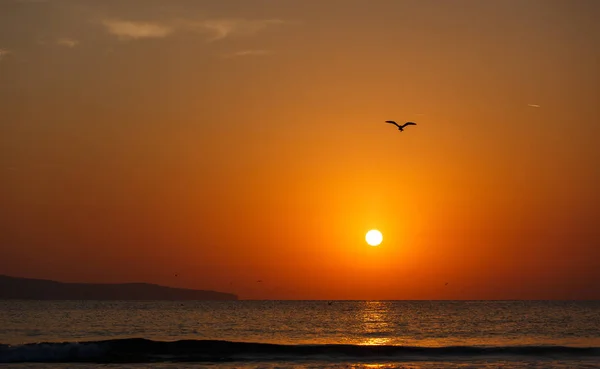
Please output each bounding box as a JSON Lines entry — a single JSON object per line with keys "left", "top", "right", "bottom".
{"left": 385, "top": 120, "right": 416, "bottom": 132}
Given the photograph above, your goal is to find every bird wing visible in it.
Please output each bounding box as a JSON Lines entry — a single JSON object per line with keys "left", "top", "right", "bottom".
{"left": 399, "top": 122, "right": 416, "bottom": 128}
{"left": 385, "top": 120, "right": 400, "bottom": 127}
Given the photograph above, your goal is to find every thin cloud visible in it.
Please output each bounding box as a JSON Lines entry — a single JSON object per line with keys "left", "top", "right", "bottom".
{"left": 101, "top": 17, "right": 290, "bottom": 42}
{"left": 102, "top": 19, "right": 173, "bottom": 40}
{"left": 0, "top": 49, "right": 11, "bottom": 61}
{"left": 189, "top": 19, "right": 287, "bottom": 41}
{"left": 225, "top": 50, "right": 273, "bottom": 58}
{"left": 527, "top": 104, "right": 541, "bottom": 108}
{"left": 57, "top": 38, "right": 79, "bottom": 48}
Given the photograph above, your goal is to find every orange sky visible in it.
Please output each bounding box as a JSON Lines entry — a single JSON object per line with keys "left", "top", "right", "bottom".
{"left": 1, "top": 0, "right": 599, "bottom": 299}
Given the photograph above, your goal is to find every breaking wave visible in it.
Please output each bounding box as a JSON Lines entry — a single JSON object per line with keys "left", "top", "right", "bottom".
{"left": 1, "top": 339, "right": 598, "bottom": 363}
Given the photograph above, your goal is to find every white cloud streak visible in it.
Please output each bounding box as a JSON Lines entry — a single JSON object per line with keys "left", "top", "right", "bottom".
{"left": 101, "top": 18, "right": 288, "bottom": 42}
{"left": 527, "top": 104, "right": 541, "bottom": 108}
{"left": 187, "top": 19, "right": 287, "bottom": 41}
{"left": 102, "top": 20, "right": 173, "bottom": 40}
{"left": 57, "top": 38, "right": 79, "bottom": 48}
{"left": 226, "top": 50, "right": 273, "bottom": 57}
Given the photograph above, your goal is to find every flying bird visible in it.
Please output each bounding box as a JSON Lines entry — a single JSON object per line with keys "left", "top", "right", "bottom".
{"left": 385, "top": 121, "right": 416, "bottom": 132}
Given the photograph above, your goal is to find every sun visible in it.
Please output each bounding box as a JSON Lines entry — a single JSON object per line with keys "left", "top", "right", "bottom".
{"left": 365, "top": 229, "right": 383, "bottom": 246}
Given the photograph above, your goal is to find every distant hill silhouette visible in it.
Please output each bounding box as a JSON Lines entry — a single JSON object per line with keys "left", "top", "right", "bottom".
{"left": 0, "top": 275, "right": 237, "bottom": 300}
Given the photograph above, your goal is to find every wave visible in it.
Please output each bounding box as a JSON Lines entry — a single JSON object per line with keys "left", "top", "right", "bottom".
{"left": 1, "top": 339, "right": 599, "bottom": 363}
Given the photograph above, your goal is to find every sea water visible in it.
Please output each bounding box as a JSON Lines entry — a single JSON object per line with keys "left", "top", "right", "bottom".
{"left": 1, "top": 301, "right": 599, "bottom": 368}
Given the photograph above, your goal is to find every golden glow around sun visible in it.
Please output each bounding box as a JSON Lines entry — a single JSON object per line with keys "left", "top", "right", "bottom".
{"left": 365, "top": 229, "right": 383, "bottom": 246}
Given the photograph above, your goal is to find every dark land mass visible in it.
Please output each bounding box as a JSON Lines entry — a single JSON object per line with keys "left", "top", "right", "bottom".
{"left": 0, "top": 275, "right": 238, "bottom": 300}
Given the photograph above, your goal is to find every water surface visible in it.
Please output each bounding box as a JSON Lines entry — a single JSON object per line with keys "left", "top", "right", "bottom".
{"left": 1, "top": 301, "right": 598, "bottom": 368}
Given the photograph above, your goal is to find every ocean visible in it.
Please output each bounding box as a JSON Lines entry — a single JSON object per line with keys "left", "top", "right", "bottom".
{"left": 0, "top": 300, "right": 598, "bottom": 368}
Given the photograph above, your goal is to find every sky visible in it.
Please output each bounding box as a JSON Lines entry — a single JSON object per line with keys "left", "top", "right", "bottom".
{"left": 1, "top": 0, "right": 599, "bottom": 300}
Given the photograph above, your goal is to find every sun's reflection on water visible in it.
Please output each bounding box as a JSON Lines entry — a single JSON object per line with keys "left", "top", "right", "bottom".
{"left": 360, "top": 301, "right": 392, "bottom": 346}
{"left": 350, "top": 364, "right": 393, "bottom": 369}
